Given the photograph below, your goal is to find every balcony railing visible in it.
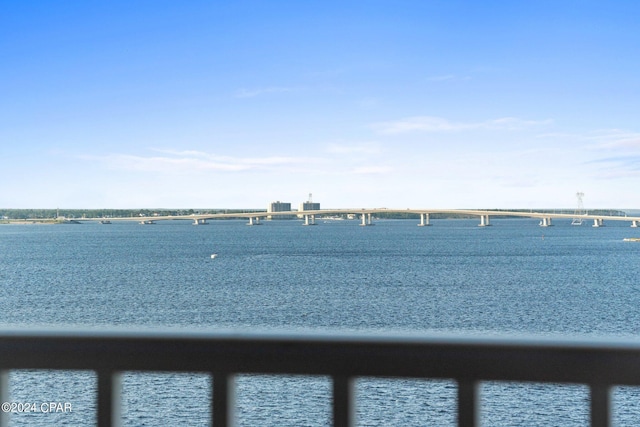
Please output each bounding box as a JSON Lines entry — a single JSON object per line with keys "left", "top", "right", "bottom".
{"left": 1, "top": 329, "right": 640, "bottom": 426}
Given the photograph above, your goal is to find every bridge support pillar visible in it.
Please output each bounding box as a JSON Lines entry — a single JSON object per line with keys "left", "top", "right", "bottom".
{"left": 593, "top": 218, "right": 604, "bottom": 227}
{"left": 539, "top": 217, "right": 553, "bottom": 227}
{"left": 193, "top": 219, "right": 208, "bottom": 225}
{"left": 418, "top": 213, "right": 431, "bottom": 226}
{"left": 247, "top": 217, "right": 261, "bottom": 226}
{"left": 303, "top": 214, "right": 316, "bottom": 226}
{"left": 478, "top": 215, "right": 491, "bottom": 227}
{"left": 631, "top": 220, "right": 638, "bottom": 228}
{"left": 360, "top": 213, "right": 373, "bottom": 226}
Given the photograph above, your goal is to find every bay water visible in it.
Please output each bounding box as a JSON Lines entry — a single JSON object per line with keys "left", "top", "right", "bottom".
{"left": 1, "top": 218, "right": 640, "bottom": 426}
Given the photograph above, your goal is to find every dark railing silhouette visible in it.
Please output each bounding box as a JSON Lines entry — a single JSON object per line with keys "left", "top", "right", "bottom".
{"left": 1, "top": 329, "right": 639, "bottom": 426}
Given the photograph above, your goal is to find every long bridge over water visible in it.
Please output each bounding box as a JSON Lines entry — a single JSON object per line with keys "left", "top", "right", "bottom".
{"left": 82, "top": 208, "right": 640, "bottom": 228}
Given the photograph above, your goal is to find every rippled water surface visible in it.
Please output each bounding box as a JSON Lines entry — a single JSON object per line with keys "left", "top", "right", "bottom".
{"left": 2, "top": 218, "right": 640, "bottom": 425}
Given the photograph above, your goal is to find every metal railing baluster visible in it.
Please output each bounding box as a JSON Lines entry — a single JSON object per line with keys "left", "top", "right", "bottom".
{"left": 333, "top": 376, "right": 354, "bottom": 427}
{"left": 97, "top": 371, "right": 121, "bottom": 427}
{"left": 590, "top": 384, "right": 611, "bottom": 427}
{"left": 213, "top": 372, "right": 235, "bottom": 427}
{"left": 0, "top": 370, "right": 9, "bottom": 427}
{"left": 458, "top": 380, "right": 478, "bottom": 427}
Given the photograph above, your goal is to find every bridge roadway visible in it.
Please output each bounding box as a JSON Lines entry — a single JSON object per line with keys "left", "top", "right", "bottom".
{"left": 82, "top": 208, "right": 640, "bottom": 228}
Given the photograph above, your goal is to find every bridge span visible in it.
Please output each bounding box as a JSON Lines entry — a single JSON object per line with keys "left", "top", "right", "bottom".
{"left": 82, "top": 208, "right": 640, "bottom": 228}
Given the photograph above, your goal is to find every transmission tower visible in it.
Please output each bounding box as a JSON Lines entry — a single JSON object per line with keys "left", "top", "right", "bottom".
{"left": 571, "top": 192, "right": 585, "bottom": 225}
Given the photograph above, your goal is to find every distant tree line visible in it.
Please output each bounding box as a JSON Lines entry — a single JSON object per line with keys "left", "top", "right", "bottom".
{"left": 0, "top": 208, "right": 266, "bottom": 220}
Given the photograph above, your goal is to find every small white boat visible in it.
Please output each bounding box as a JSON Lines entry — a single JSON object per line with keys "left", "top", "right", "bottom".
{"left": 623, "top": 238, "right": 640, "bottom": 242}
{"left": 210, "top": 254, "right": 218, "bottom": 259}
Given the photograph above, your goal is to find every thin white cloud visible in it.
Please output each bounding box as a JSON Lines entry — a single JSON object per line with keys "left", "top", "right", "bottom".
{"left": 78, "top": 145, "right": 402, "bottom": 180}
{"left": 79, "top": 151, "right": 323, "bottom": 174}
{"left": 587, "top": 129, "right": 640, "bottom": 150}
{"left": 374, "top": 116, "right": 552, "bottom": 134}
{"left": 79, "top": 154, "right": 250, "bottom": 172}
{"left": 533, "top": 128, "right": 640, "bottom": 180}
{"left": 585, "top": 154, "right": 640, "bottom": 179}
{"left": 151, "top": 148, "right": 308, "bottom": 166}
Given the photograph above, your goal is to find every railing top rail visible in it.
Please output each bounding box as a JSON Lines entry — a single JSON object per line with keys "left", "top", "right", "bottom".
{"left": 2, "top": 329, "right": 640, "bottom": 386}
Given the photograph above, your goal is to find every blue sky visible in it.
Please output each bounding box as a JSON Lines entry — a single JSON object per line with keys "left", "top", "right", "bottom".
{"left": 1, "top": 1, "right": 639, "bottom": 209}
